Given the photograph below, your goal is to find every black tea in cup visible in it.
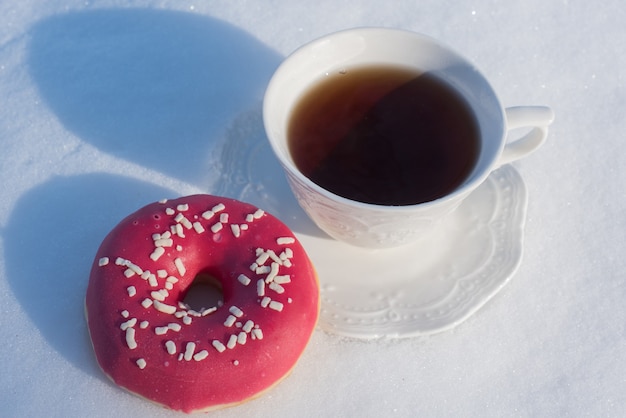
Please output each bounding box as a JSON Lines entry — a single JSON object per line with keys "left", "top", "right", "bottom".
{"left": 287, "top": 65, "right": 481, "bottom": 206}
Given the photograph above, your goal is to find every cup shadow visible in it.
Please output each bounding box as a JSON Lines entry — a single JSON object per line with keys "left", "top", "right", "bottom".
{"left": 27, "top": 8, "right": 282, "bottom": 188}
{"left": 3, "top": 173, "right": 176, "bottom": 378}
{"left": 213, "top": 106, "right": 327, "bottom": 238}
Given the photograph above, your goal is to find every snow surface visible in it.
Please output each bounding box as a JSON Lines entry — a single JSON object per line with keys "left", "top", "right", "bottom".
{"left": 1, "top": 0, "right": 625, "bottom": 417}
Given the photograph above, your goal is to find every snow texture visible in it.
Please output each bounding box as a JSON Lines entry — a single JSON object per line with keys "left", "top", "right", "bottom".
{"left": 1, "top": 1, "right": 625, "bottom": 417}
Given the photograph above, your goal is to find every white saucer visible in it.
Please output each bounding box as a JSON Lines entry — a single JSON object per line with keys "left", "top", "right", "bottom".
{"left": 304, "top": 165, "right": 527, "bottom": 338}
{"left": 215, "top": 120, "right": 528, "bottom": 339}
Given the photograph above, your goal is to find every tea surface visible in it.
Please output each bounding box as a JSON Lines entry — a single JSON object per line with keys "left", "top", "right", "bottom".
{"left": 288, "top": 65, "right": 481, "bottom": 205}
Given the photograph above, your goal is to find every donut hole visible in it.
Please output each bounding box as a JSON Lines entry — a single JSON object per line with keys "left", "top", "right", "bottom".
{"left": 182, "top": 273, "right": 224, "bottom": 312}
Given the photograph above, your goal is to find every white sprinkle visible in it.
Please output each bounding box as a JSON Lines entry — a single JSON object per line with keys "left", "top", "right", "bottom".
{"left": 157, "top": 269, "right": 168, "bottom": 278}
{"left": 210, "top": 222, "right": 223, "bottom": 233}
{"left": 261, "top": 296, "right": 271, "bottom": 308}
{"left": 154, "top": 238, "right": 173, "bottom": 247}
{"left": 178, "top": 353, "right": 184, "bottom": 361}
{"left": 256, "top": 265, "right": 271, "bottom": 274}
{"left": 177, "top": 203, "right": 189, "bottom": 212}
{"left": 175, "top": 310, "right": 186, "bottom": 318}
{"left": 115, "top": 257, "right": 126, "bottom": 266}
{"left": 219, "top": 213, "right": 229, "bottom": 223}
{"left": 151, "top": 290, "right": 165, "bottom": 301}
{"left": 175, "top": 213, "right": 193, "bottom": 229}
{"left": 249, "top": 262, "right": 258, "bottom": 272}
{"left": 140, "top": 321, "right": 149, "bottom": 329}
{"left": 201, "top": 307, "right": 217, "bottom": 316}
{"left": 240, "top": 224, "right": 249, "bottom": 231}
{"left": 153, "top": 300, "right": 177, "bottom": 314}
{"left": 231, "top": 224, "right": 241, "bottom": 237}
{"left": 174, "top": 258, "right": 186, "bottom": 276}
{"left": 237, "top": 332, "right": 247, "bottom": 345}
{"left": 267, "top": 250, "right": 283, "bottom": 265}
{"left": 277, "top": 237, "right": 295, "bottom": 245}
{"left": 164, "top": 282, "right": 173, "bottom": 291}
{"left": 193, "top": 222, "right": 205, "bottom": 233}
{"left": 193, "top": 350, "right": 209, "bottom": 361}
{"left": 188, "top": 309, "right": 201, "bottom": 317}
{"left": 224, "top": 315, "right": 237, "bottom": 327}
{"left": 233, "top": 360, "right": 240, "bottom": 366}
{"left": 148, "top": 274, "right": 158, "bottom": 287}
{"left": 124, "top": 268, "right": 136, "bottom": 278}
{"left": 184, "top": 342, "right": 196, "bottom": 361}
{"left": 159, "top": 198, "right": 168, "bottom": 204}
{"left": 98, "top": 257, "right": 109, "bottom": 266}
{"left": 269, "top": 282, "right": 285, "bottom": 294}
{"left": 227, "top": 335, "right": 238, "bottom": 349}
{"left": 273, "top": 275, "right": 291, "bottom": 284}
{"left": 243, "top": 320, "right": 254, "bottom": 333}
{"left": 150, "top": 247, "right": 165, "bottom": 262}
{"left": 236, "top": 321, "right": 242, "bottom": 328}
{"left": 257, "top": 279, "right": 266, "bottom": 297}
{"left": 140, "top": 270, "right": 151, "bottom": 280}
{"left": 165, "top": 340, "right": 176, "bottom": 355}
{"left": 256, "top": 252, "right": 270, "bottom": 266}
{"left": 168, "top": 323, "right": 182, "bottom": 332}
{"left": 141, "top": 298, "right": 153, "bottom": 309}
{"left": 279, "top": 248, "right": 293, "bottom": 261}
{"left": 120, "top": 318, "right": 137, "bottom": 330}
{"left": 121, "top": 310, "right": 129, "bottom": 318}
{"left": 155, "top": 326, "right": 168, "bottom": 335}
{"left": 183, "top": 316, "right": 192, "bottom": 325}
{"left": 266, "top": 262, "right": 280, "bottom": 283}
{"left": 212, "top": 340, "right": 226, "bottom": 353}
{"left": 174, "top": 223, "right": 185, "bottom": 238}
{"left": 165, "top": 208, "right": 175, "bottom": 215}
{"left": 167, "top": 276, "right": 179, "bottom": 284}
{"left": 136, "top": 358, "right": 147, "bottom": 369}
{"left": 252, "top": 328, "right": 264, "bottom": 340}
{"left": 212, "top": 203, "right": 226, "bottom": 213}
{"left": 201, "top": 210, "right": 215, "bottom": 220}
{"left": 229, "top": 306, "right": 244, "bottom": 317}
{"left": 253, "top": 209, "right": 265, "bottom": 219}
{"left": 283, "top": 259, "right": 292, "bottom": 268}
{"left": 125, "top": 328, "right": 137, "bottom": 349}
{"left": 246, "top": 214, "right": 254, "bottom": 222}
{"left": 237, "top": 274, "right": 251, "bottom": 286}
{"left": 176, "top": 245, "right": 183, "bottom": 251}
{"left": 130, "top": 263, "right": 144, "bottom": 275}
{"left": 269, "top": 301, "right": 284, "bottom": 311}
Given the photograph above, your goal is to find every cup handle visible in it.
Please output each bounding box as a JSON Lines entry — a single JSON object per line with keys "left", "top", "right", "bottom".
{"left": 498, "top": 106, "right": 555, "bottom": 166}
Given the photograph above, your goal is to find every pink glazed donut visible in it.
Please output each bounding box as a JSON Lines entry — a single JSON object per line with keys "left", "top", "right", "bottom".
{"left": 85, "top": 195, "right": 319, "bottom": 413}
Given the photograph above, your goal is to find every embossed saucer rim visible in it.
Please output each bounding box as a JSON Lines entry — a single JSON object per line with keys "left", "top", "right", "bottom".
{"left": 295, "top": 165, "right": 528, "bottom": 339}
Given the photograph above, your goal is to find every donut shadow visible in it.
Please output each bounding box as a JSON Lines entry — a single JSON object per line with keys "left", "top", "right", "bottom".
{"left": 27, "top": 9, "right": 282, "bottom": 189}
{"left": 3, "top": 173, "right": 175, "bottom": 378}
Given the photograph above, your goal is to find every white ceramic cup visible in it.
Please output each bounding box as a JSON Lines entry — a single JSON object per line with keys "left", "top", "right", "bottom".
{"left": 263, "top": 28, "right": 554, "bottom": 248}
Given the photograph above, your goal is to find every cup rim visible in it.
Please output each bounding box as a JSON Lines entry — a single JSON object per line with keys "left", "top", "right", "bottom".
{"left": 263, "top": 27, "right": 504, "bottom": 212}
